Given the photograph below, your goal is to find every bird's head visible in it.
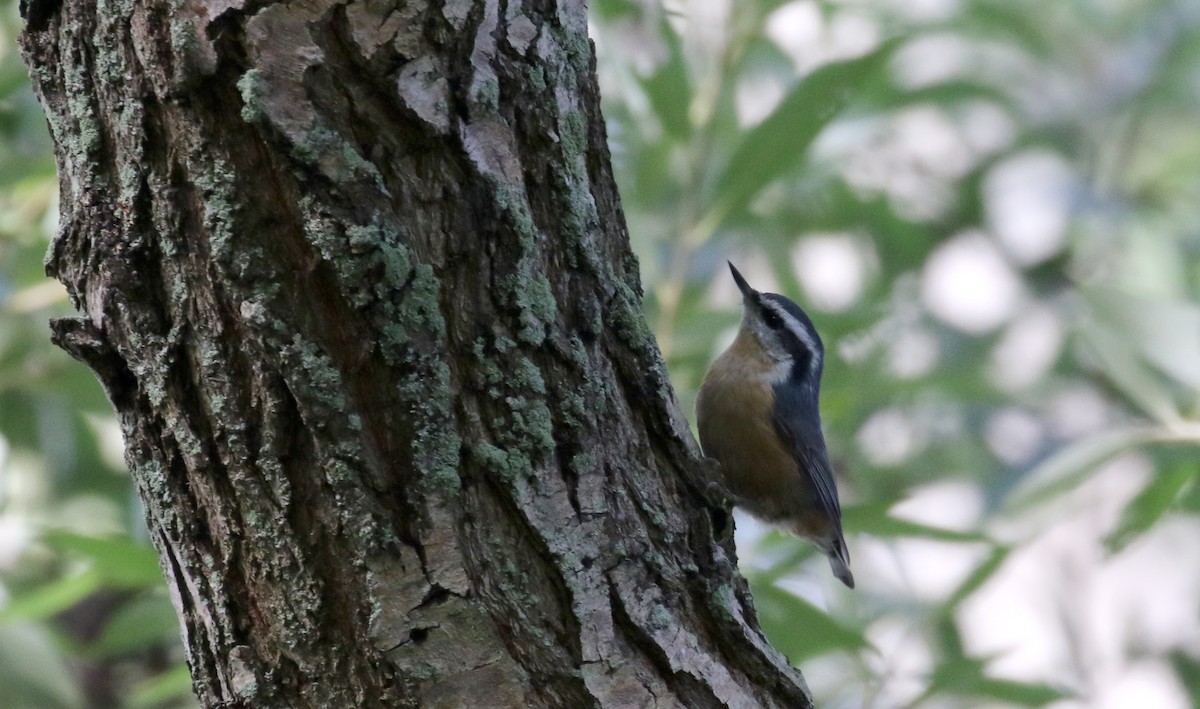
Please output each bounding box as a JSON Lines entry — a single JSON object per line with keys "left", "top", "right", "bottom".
{"left": 728, "top": 262, "right": 824, "bottom": 386}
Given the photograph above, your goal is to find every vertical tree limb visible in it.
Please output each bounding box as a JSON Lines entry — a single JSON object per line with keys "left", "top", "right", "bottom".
{"left": 20, "top": 0, "right": 814, "bottom": 705}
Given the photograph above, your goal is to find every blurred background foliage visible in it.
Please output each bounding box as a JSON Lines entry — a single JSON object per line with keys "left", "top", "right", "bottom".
{"left": 595, "top": 0, "right": 1200, "bottom": 706}
{"left": 1, "top": 0, "right": 1198, "bottom": 707}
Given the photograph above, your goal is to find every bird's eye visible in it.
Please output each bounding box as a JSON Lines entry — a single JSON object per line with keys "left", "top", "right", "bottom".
{"left": 762, "top": 309, "right": 783, "bottom": 329}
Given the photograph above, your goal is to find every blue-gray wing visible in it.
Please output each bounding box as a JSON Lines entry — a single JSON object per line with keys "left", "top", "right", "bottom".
{"left": 770, "top": 389, "right": 842, "bottom": 524}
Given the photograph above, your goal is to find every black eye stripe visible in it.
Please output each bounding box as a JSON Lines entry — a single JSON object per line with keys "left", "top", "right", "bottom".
{"left": 754, "top": 293, "right": 825, "bottom": 379}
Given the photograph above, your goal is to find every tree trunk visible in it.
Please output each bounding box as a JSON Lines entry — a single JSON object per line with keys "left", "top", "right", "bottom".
{"left": 19, "top": 0, "right": 813, "bottom": 706}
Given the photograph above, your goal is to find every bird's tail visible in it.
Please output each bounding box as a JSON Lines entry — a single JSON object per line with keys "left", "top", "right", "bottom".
{"left": 827, "top": 536, "right": 854, "bottom": 589}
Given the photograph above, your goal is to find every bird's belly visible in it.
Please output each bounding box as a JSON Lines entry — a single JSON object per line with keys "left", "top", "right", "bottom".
{"left": 696, "top": 377, "right": 799, "bottom": 522}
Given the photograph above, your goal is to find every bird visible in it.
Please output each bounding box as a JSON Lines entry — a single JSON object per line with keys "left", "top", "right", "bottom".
{"left": 695, "top": 262, "right": 854, "bottom": 588}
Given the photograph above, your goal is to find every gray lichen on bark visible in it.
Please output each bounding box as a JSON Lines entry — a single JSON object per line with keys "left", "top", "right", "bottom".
{"left": 20, "top": 0, "right": 815, "bottom": 706}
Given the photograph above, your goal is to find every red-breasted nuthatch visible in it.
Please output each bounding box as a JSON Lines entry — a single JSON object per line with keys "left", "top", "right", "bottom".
{"left": 696, "top": 263, "right": 854, "bottom": 588}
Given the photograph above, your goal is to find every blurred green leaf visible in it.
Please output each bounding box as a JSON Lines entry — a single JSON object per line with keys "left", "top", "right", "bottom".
{"left": 43, "top": 531, "right": 163, "bottom": 589}
{"left": 1168, "top": 650, "right": 1200, "bottom": 707}
{"left": 89, "top": 594, "right": 181, "bottom": 658}
{"left": 703, "top": 41, "right": 898, "bottom": 234}
{"left": 752, "top": 581, "right": 868, "bottom": 661}
{"left": 1106, "top": 460, "right": 1197, "bottom": 553}
{"left": 592, "top": 0, "right": 640, "bottom": 21}
{"left": 640, "top": 19, "right": 692, "bottom": 141}
{"left": 843, "top": 502, "right": 987, "bottom": 542}
{"left": 890, "top": 80, "right": 1014, "bottom": 112}
{"left": 129, "top": 664, "right": 195, "bottom": 709}
{"left": 1006, "top": 426, "right": 1160, "bottom": 511}
{"left": 942, "top": 545, "right": 1011, "bottom": 612}
{"left": 929, "top": 657, "right": 1069, "bottom": 706}
{"left": 0, "top": 392, "right": 41, "bottom": 450}
{"left": 0, "top": 570, "right": 101, "bottom": 622}
{"left": 0, "top": 622, "right": 84, "bottom": 709}
{"left": 1085, "top": 288, "right": 1200, "bottom": 393}
{"left": 1078, "top": 320, "right": 1179, "bottom": 424}
{"left": 955, "top": 0, "right": 1056, "bottom": 57}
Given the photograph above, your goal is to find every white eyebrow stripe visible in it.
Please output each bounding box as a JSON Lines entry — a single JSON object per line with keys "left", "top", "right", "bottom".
{"left": 763, "top": 300, "right": 822, "bottom": 370}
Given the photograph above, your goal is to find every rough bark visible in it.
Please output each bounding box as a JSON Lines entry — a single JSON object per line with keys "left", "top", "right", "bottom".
{"left": 20, "top": 0, "right": 813, "bottom": 706}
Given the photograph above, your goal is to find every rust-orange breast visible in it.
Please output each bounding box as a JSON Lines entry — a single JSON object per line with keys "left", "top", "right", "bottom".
{"left": 696, "top": 331, "right": 799, "bottom": 519}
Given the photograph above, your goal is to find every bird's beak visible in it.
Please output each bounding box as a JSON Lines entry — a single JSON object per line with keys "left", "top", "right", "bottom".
{"left": 728, "top": 262, "right": 757, "bottom": 300}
